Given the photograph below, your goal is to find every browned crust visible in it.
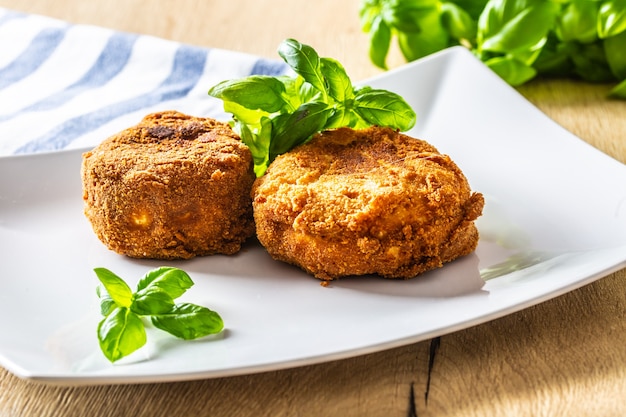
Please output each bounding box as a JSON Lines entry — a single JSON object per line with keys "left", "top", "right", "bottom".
{"left": 252, "top": 126, "right": 484, "bottom": 280}
{"left": 81, "top": 111, "right": 255, "bottom": 259}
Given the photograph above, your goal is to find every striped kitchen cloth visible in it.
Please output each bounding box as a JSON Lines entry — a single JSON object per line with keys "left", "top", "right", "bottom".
{"left": 0, "top": 8, "right": 289, "bottom": 155}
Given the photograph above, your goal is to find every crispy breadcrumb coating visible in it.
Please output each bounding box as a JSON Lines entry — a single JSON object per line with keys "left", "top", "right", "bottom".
{"left": 252, "top": 126, "right": 484, "bottom": 280}
{"left": 81, "top": 111, "right": 255, "bottom": 259}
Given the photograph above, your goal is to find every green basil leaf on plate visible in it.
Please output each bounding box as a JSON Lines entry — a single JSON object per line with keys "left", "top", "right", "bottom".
{"left": 97, "top": 306, "right": 147, "bottom": 363}
{"left": 136, "top": 266, "right": 193, "bottom": 300}
{"left": 151, "top": 303, "right": 224, "bottom": 340}
{"left": 94, "top": 267, "right": 132, "bottom": 308}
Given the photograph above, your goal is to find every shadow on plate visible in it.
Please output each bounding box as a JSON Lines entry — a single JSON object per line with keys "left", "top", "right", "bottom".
{"left": 329, "top": 253, "right": 486, "bottom": 298}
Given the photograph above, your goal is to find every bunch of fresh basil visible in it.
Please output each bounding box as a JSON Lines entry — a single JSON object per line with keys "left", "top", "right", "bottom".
{"left": 360, "top": 0, "right": 626, "bottom": 98}
{"left": 209, "top": 39, "right": 416, "bottom": 177}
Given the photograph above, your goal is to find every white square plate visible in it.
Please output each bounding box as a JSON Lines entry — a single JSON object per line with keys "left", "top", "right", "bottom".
{"left": 1, "top": 47, "right": 625, "bottom": 385}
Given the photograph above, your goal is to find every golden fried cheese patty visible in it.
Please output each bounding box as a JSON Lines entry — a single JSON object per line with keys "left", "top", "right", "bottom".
{"left": 81, "top": 111, "right": 255, "bottom": 259}
{"left": 252, "top": 126, "right": 484, "bottom": 280}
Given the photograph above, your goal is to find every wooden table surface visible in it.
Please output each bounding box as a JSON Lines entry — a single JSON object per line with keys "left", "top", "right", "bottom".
{"left": 1, "top": 1, "right": 625, "bottom": 416}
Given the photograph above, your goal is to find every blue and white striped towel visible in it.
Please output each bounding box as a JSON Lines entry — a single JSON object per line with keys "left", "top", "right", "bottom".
{"left": 0, "top": 8, "right": 288, "bottom": 156}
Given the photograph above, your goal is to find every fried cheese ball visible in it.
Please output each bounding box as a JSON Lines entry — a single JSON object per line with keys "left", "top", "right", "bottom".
{"left": 81, "top": 111, "right": 255, "bottom": 259}
{"left": 252, "top": 126, "right": 484, "bottom": 280}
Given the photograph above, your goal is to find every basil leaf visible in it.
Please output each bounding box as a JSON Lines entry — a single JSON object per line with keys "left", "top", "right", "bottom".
{"left": 223, "top": 101, "right": 268, "bottom": 128}
{"left": 281, "top": 76, "right": 315, "bottom": 109}
{"left": 97, "top": 307, "right": 146, "bottom": 363}
{"left": 386, "top": 0, "right": 433, "bottom": 33}
{"left": 397, "top": 7, "right": 450, "bottom": 61}
{"left": 237, "top": 117, "right": 273, "bottom": 177}
{"left": 325, "top": 108, "right": 354, "bottom": 130}
{"left": 478, "top": 0, "right": 560, "bottom": 53}
{"left": 150, "top": 303, "right": 224, "bottom": 340}
{"left": 598, "top": 0, "right": 626, "bottom": 38}
{"left": 93, "top": 268, "right": 132, "bottom": 308}
{"left": 349, "top": 110, "right": 372, "bottom": 130}
{"left": 508, "top": 46, "right": 543, "bottom": 67}
{"left": 320, "top": 57, "right": 354, "bottom": 103}
{"left": 441, "top": 2, "right": 477, "bottom": 42}
{"left": 278, "top": 39, "right": 327, "bottom": 98}
{"left": 96, "top": 284, "right": 116, "bottom": 316}
{"left": 485, "top": 55, "right": 537, "bottom": 86}
{"left": 605, "top": 30, "right": 626, "bottom": 78}
{"left": 208, "top": 76, "right": 289, "bottom": 113}
{"left": 131, "top": 287, "right": 175, "bottom": 316}
{"left": 555, "top": 0, "right": 598, "bottom": 43}
{"left": 136, "top": 266, "right": 193, "bottom": 300}
{"left": 269, "top": 102, "right": 331, "bottom": 157}
{"left": 368, "top": 14, "right": 392, "bottom": 69}
{"left": 354, "top": 89, "right": 416, "bottom": 131}
{"left": 359, "top": 0, "right": 379, "bottom": 33}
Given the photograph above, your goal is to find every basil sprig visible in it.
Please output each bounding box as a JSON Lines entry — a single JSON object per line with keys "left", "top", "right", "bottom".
{"left": 360, "top": 0, "right": 626, "bottom": 99}
{"left": 95, "top": 267, "right": 224, "bottom": 363}
{"left": 209, "top": 38, "right": 416, "bottom": 177}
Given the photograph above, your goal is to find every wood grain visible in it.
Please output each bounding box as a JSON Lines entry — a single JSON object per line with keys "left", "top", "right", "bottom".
{"left": 0, "top": 1, "right": 625, "bottom": 416}
{"left": 519, "top": 79, "right": 626, "bottom": 163}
